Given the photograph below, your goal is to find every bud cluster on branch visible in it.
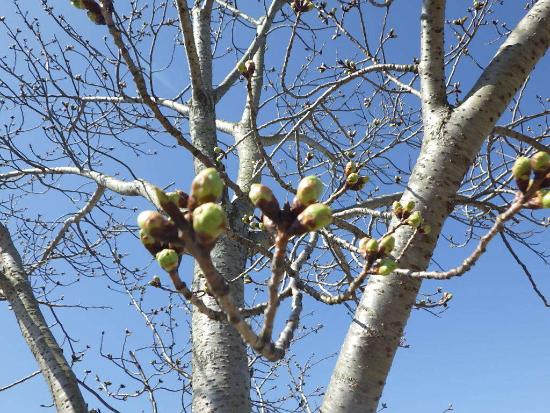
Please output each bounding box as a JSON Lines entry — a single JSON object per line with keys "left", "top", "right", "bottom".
{"left": 290, "top": 0, "right": 315, "bottom": 14}
{"left": 249, "top": 175, "right": 333, "bottom": 237}
{"left": 512, "top": 152, "right": 550, "bottom": 209}
{"left": 137, "top": 168, "right": 227, "bottom": 273}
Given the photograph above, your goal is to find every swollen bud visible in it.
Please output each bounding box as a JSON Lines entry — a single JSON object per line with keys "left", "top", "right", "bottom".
{"left": 407, "top": 211, "right": 424, "bottom": 228}
{"left": 392, "top": 201, "right": 403, "bottom": 218}
{"left": 379, "top": 236, "right": 395, "bottom": 255}
{"left": 137, "top": 210, "right": 178, "bottom": 241}
{"left": 531, "top": 151, "right": 550, "bottom": 172}
{"left": 358, "top": 237, "right": 378, "bottom": 256}
{"left": 346, "top": 173, "right": 359, "bottom": 185}
{"left": 190, "top": 168, "right": 224, "bottom": 207}
{"left": 344, "top": 161, "right": 358, "bottom": 177}
{"left": 249, "top": 183, "right": 274, "bottom": 206}
{"left": 249, "top": 184, "right": 280, "bottom": 221}
{"left": 156, "top": 249, "right": 179, "bottom": 272}
{"left": 404, "top": 200, "right": 415, "bottom": 213}
{"left": 192, "top": 202, "right": 227, "bottom": 244}
{"left": 512, "top": 156, "right": 532, "bottom": 180}
{"left": 296, "top": 203, "right": 332, "bottom": 232}
{"left": 295, "top": 176, "right": 324, "bottom": 207}
{"left": 377, "top": 258, "right": 397, "bottom": 276}
{"left": 71, "top": 0, "right": 86, "bottom": 9}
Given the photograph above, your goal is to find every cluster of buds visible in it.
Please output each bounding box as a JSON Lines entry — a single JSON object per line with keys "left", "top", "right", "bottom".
{"left": 512, "top": 151, "right": 550, "bottom": 208}
{"left": 249, "top": 175, "right": 333, "bottom": 237}
{"left": 137, "top": 168, "right": 228, "bottom": 273}
{"left": 291, "top": 0, "right": 315, "bottom": 13}
{"left": 358, "top": 235, "right": 397, "bottom": 276}
{"left": 344, "top": 161, "right": 369, "bottom": 191}
{"left": 238, "top": 60, "right": 256, "bottom": 79}
{"left": 392, "top": 200, "right": 431, "bottom": 234}
{"left": 338, "top": 59, "right": 357, "bottom": 74}
{"left": 70, "top": 0, "right": 107, "bottom": 25}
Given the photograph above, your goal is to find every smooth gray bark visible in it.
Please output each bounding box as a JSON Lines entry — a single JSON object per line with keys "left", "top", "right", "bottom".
{"left": 321, "top": 1, "right": 550, "bottom": 412}
{"left": 0, "top": 223, "right": 87, "bottom": 413}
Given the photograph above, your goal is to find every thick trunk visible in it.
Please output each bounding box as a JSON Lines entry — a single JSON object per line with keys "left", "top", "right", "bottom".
{"left": 0, "top": 224, "right": 87, "bottom": 413}
{"left": 322, "top": 2, "right": 550, "bottom": 411}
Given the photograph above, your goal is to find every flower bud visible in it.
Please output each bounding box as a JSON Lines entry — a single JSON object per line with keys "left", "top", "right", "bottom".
{"left": 148, "top": 276, "right": 162, "bottom": 288}
{"left": 404, "top": 200, "right": 415, "bottom": 212}
{"left": 137, "top": 211, "right": 178, "bottom": 241}
{"left": 305, "top": 1, "right": 315, "bottom": 11}
{"left": 238, "top": 62, "right": 247, "bottom": 73}
{"left": 512, "top": 156, "right": 531, "bottom": 179}
{"left": 420, "top": 224, "right": 432, "bottom": 235}
{"left": 249, "top": 183, "right": 274, "bottom": 206}
{"left": 156, "top": 249, "right": 179, "bottom": 272}
{"left": 377, "top": 258, "right": 397, "bottom": 276}
{"left": 406, "top": 211, "right": 423, "bottom": 228}
{"left": 249, "top": 183, "right": 280, "bottom": 221}
{"left": 379, "top": 236, "right": 395, "bottom": 255}
{"left": 295, "top": 203, "right": 332, "bottom": 232}
{"left": 392, "top": 201, "right": 403, "bottom": 218}
{"left": 344, "top": 161, "right": 358, "bottom": 177}
{"left": 192, "top": 202, "right": 227, "bottom": 244}
{"left": 346, "top": 173, "right": 359, "bottom": 185}
{"left": 531, "top": 151, "right": 550, "bottom": 172}
{"left": 295, "top": 176, "right": 324, "bottom": 207}
{"left": 190, "top": 168, "right": 224, "bottom": 206}
{"left": 358, "top": 237, "right": 378, "bottom": 256}
{"left": 71, "top": 0, "right": 86, "bottom": 9}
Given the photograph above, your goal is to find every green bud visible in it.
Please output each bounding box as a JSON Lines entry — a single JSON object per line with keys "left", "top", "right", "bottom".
{"left": 296, "top": 175, "right": 324, "bottom": 206}
{"left": 346, "top": 173, "right": 359, "bottom": 185}
{"left": 156, "top": 249, "right": 179, "bottom": 272}
{"left": 305, "top": 1, "right": 315, "bottom": 11}
{"left": 191, "top": 168, "right": 224, "bottom": 206}
{"left": 377, "top": 258, "right": 397, "bottom": 276}
{"left": 345, "top": 161, "right": 358, "bottom": 176}
{"left": 407, "top": 211, "right": 423, "bottom": 228}
{"left": 71, "top": 0, "right": 86, "bottom": 9}
{"left": 148, "top": 276, "right": 162, "bottom": 288}
{"left": 421, "top": 224, "right": 432, "bottom": 235}
{"left": 249, "top": 184, "right": 274, "bottom": 206}
{"left": 358, "top": 237, "right": 378, "bottom": 256}
{"left": 512, "top": 156, "right": 532, "bottom": 179}
{"left": 404, "top": 200, "right": 415, "bottom": 212}
{"left": 379, "top": 236, "right": 395, "bottom": 255}
{"left": 296, "top": 203, "right": 332, "bottom": 232}
{"left": 192, "top": 202, "right": 227, "bottom": 243}
{"left": 531, "top": 151, "right": 550, "bottom": 172}
{"left": 238, "top": 62, "right": 247, "bottom": 73}
{"left": 392, "top": 201, "right": 403, "bottom": 215}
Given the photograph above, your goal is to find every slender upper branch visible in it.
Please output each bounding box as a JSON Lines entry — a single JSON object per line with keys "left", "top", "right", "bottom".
{"left": 419, "top": 0, "right": 448, "bottom": 111}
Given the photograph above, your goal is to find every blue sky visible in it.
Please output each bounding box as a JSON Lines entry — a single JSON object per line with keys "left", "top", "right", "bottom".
{"left": 0, "top": 1, "right": 549, "bottom": 412}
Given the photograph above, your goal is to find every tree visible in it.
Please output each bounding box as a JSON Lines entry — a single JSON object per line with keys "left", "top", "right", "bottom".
{"left": 0, "top": 0, "right": 549, "bottom": 412}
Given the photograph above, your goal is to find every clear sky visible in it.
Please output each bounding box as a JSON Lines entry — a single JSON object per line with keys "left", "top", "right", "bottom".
{"left": 0, "top": 1, "right": 549, "bottom": 412}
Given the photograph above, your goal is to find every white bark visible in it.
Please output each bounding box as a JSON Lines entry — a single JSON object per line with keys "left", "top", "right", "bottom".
{"left": 0, "top": 223, "right": 87, "bottom": 412}
{"left": 321, "top": 1, "right": 550, "bottom": 412}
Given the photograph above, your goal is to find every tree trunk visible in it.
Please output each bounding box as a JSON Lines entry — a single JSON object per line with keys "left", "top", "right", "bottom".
{"left": 0, "top": 224, "right": 87, "bottom": 413}
{"left": 321, "top": 1, "right": 550, "bottom": 411}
